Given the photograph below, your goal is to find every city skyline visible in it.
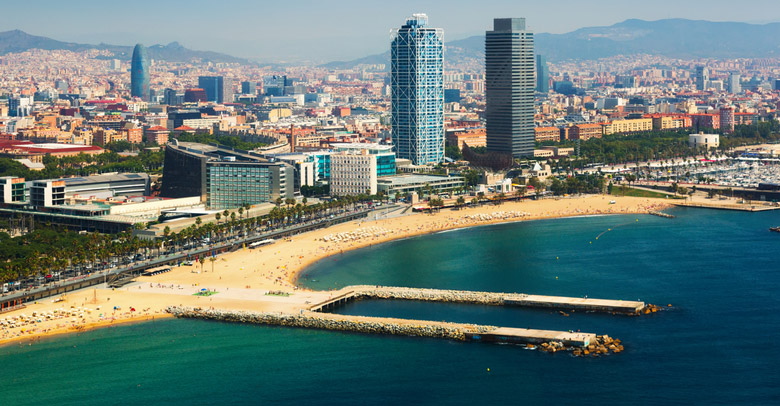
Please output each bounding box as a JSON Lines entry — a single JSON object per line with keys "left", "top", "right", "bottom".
{"left": 3, "top": 0, "right": 780, "bottom": 63}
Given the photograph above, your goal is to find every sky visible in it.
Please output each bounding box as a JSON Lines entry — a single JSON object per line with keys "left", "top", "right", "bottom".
{"left": 3, "top": 0, "right": 780, "bottom": 63}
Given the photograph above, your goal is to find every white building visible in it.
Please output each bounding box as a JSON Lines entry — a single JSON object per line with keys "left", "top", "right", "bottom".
{"left": 330, "top": 150, "right": 377, "bottom": 196}
{"left": 689, "top": 132, "right": 720, "bottom": 149}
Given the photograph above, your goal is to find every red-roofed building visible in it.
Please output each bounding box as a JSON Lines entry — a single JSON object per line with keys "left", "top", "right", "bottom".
{"left": 569, "top": 123, "right": 604, "bottom": 141}
{"left": 172, "top": 125, "right": 195, "bottom": 138}
{"left": 0, "top": 140, "right": 103, "bottom": 162}
{"left": 689, "top": 113, "right": 720, "bottom": 130}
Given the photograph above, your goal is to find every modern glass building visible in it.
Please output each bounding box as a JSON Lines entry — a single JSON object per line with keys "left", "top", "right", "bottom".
{"left": 131, "top": 44, "right": 150, "bottom": 101}
{"left": 536, "top": 54, "right": 549, "bottom": 93}
{"left": 485, "top": 18, "right": 535, "bottom": 158}
{"left": 391, "top": 13, "right": 444, "bottom": 166}
{"left": 207, "top": 163, "right": 271, "bottom": 209}
{"left": 161, "top": 141, "right": 295, "bottom": 209}
{"left": 198, "top": 76, "right": 233, "bottom": 104}
{"left": 696, "top": 66, "right": 709, "bottom": 91}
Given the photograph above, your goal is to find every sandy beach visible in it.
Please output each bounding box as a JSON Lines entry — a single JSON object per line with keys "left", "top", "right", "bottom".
{"left": 0, "top": 195, "right": 670, "bottom": 347}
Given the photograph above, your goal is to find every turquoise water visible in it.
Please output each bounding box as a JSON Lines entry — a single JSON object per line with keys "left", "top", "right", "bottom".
{"left": 2, "top": 207, "right": 780, "bottom": 405}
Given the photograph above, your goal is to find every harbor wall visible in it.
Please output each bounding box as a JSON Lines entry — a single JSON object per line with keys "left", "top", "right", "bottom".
{"left": 166, "top": 306, "right": 495, "bottom": 341}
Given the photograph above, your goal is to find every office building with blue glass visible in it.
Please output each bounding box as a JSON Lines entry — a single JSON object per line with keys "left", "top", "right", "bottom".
{"left": 391, "top": 13, "right": 444, "bottom": 165}
{"left": 131, "top": 44, "right": 150, "bottom": 101}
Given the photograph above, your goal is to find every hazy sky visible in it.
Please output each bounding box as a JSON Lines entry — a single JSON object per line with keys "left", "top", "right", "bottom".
{"left": 3, "top": 0, "right": 780, "bottom": 63}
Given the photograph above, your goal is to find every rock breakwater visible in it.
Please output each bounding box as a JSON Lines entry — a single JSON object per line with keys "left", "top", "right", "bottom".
{"left": 166, "top": 306, "right": 495, "bottom": 341}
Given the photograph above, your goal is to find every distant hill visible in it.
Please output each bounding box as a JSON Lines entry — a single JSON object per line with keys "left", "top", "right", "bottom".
{"left": 0, "top": 29, "right": 248, "bottom": 63}
{"left": 325, "top": 18, "right": 780, "bottom": 68}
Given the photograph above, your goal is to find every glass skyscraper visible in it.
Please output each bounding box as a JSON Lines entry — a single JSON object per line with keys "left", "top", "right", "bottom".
{"left": 485, "top": 18, "right": 535, "bottom": 158}
{"left": 198, "top": 76, "right": 233, "bottom": 104}
{"left": 536, "top": 54, "right": 549, "bottom": 93}
{"left": 131, "top": 43, "right": 150, "bottom": 101}
{"left": 391, "top": 13, "right": 444, "bottom": 165}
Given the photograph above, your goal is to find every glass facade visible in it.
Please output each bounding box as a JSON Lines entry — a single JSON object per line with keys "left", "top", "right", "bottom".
{"left": 391, "top": 14, "right": 444, "bottom": 165}
{"left": 207, "top": 164, "right": 271, "bottom": 210}
{"left": 131, "top": 44, "right": 150, "bottom": 101}
{"left": 376, "top": 154, "right": 396, "bottom": 177}
{"left": 486, "top": 18, "right": 535, "bottom": 158}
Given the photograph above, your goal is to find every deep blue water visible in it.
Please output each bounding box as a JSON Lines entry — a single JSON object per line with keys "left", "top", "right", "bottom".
{"left": 2, "top": 207, "right": 780, "bottom": 405}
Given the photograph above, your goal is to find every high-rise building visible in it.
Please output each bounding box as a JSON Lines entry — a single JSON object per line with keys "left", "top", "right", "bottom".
{"left": 241, "top": 81, "right": 257, "bottom": 95}
{"left": 719, "top": 106, "right": 735, "bottom": 133}
{"left": 391, "top": 13, "right": 444, "bottom": 165}
{"left": 131, "top": 44, "right": 150, "bottom": 101}
{"left": 695, "top": 66, "right": 709, "bottom": 91}
{"left": 485, "top": 18, "right": 535, "bottom": 158}
{"left": 728, "top": 73, "right": 741, "bottom": 94}
{"left": 198, "top": 76, "right": 233, "bottom": 104}
{"left": 536, "top": 54, "right": 549, "bottom": 93}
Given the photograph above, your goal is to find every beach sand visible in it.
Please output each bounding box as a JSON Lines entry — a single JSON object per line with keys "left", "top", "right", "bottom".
{"left": 0, "top": 195, "right": 670, "bottom": 346}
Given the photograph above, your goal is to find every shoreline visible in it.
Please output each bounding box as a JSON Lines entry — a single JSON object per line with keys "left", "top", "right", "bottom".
{"left": 0, "top": 195, "right": 672, "bottom": 348}
{"left": 0, "top": 312, "right": 174, "bottom": 349}
{"left": 291, "top": 199, "right": 671, "bottom": 286}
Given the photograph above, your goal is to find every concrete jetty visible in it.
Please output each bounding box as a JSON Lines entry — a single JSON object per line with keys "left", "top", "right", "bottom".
{"left": 311, "top": 286, "right": 646, "bottom": 315}
{"left": 166, "top": 306, "right": 600, "bottom": 349}
{"left": 467, "top": 328, "right": 596, "bottom": 347}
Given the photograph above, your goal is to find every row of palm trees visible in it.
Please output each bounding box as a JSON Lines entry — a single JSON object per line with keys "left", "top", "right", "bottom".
{"left": 0, "top": 195, "right": 379, "bottom": 287}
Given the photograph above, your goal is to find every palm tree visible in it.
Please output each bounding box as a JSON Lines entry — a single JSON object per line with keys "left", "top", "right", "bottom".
{"left": 215, "top": 212, "right": 221, "bottom": 224}
{"left": 199, "top": 257, "right": 205, "bottom": 272}
{"left": 456, "top": 196, "right": 465, "bottom": 210}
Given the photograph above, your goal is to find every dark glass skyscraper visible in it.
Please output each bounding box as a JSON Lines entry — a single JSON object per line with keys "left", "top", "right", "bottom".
{"left": 536, "top": 54, "right": 549, "bottom": 93}
{"left": 198, "top": 76, "right": 233, "bottom": 104}
{"left": 485, "top": 18, "right": 535, "bottom": 158}
{"left": 131, "top": 43, "right": 150, "bottom": 101}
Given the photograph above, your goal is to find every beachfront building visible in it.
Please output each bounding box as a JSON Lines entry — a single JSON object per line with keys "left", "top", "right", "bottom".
{"left": 689, "top": 133, "right": 720, "bottom": 150}
{"left": 0, "top": 177, "right": 26, "bottom": 204}
{"left": 332, "top": 143, "right": 396, "bottom": 177}
{"left": 485, "top": 18, "right": 536, "bottom": 158}
{"left": 377, "top": 174, "right": 465, "bottom": 197}
{"left": 330, "top": 150, "right": 378, "bottom": 197}
{"left": 162, "top": 141, "right": 295, "bottom": 209}
{"left": 391, "top": 13, "right": 445, "bottom": 165}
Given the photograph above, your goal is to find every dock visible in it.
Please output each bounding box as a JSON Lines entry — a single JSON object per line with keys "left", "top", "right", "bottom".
{"left": 503, "top": 294, "right": 645, "bottom": 314}
{"left": 308, "top": 291, "right": 356, "bottom": 312}
{"left": 467, "top": 327, "right": 596, "bottom": 347}
{"left": 309, "top": 286, "right": 647, "bottom": 315}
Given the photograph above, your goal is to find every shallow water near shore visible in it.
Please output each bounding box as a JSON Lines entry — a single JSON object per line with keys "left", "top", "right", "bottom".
{"left": 2, "top": 207, "right": 780, "bottom": 405}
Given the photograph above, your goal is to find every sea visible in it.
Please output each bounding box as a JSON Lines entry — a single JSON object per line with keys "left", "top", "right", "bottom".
{"left": 2, "top": 207, "right": 779, "bottom": 405}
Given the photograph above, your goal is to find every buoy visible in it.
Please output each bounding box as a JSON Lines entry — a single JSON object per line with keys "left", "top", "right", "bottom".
{"left": 555, "top": 276, "right": 558, "bottom": 279}
{"left": 556, "top": 257, "right": 559, "bottom": 260}
{"left": 589, "top": 241, "right": 592, "bottom": 244}
{"left": 487, "top": 368, "right": 490, "bottom": 372}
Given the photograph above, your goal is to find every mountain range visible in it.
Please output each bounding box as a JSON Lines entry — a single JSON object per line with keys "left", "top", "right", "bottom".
{"left": 324, "top": 18, "right": 780, "bottom": 69}
{"left": 3, "top": 19, "right": 780, "bottom": 68}
{"left": 0, "top": 29, "right": 248, "bottom": 63}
